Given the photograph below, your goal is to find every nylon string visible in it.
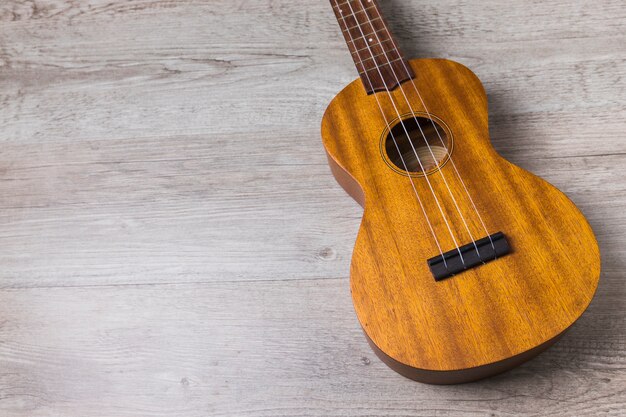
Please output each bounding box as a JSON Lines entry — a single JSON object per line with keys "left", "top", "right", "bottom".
{"left": 340, "top": 0, "right": 467, "bottom": 264}
{"left": 351, "top": 0, "right": 487, "bottom": 259}
{"left": 331, "top": 0, "right": 450, "bottom": 266}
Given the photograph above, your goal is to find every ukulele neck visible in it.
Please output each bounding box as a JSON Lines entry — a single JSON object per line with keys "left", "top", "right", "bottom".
{"left": 330, "top": 0, "right": 414, "bottom": 94}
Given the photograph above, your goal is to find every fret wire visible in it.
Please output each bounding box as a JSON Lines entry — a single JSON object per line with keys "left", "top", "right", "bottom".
{"left": 334, "top": 0, "right": 374, "bottom": 8}
{"left": 343, "top": 16, "right": 381, "bottom": 31}
{"left": 334, "top": 0, "right": 372, "bottom": 9}
{"left": 351, "top": 38, "right": 397, "bottom": 54}
{"left": 347, "top": 28, "right": 391, "bottom": 45}
{"left": 345, "top": 29, "right": 391, "bottom": 47}
{"left": 342, "top": 24, "right": 388, "bottom": 39}
{"left": 334, "top": 4, "right": 377, "bottom": 21}
{"left": 357, "top": 57, "right": 404, "bottom": 74}
{"left": 353, "top": 48, "right": 401, "bottom": 65}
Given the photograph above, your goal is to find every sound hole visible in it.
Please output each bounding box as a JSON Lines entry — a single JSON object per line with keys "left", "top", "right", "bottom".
{"left": 385, "top": 116, "right": 450, "bottom": 174}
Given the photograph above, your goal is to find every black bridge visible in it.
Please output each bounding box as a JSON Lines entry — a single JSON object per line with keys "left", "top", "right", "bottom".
{"left": 427, "top": 232, "right": 511, "bottom": 281}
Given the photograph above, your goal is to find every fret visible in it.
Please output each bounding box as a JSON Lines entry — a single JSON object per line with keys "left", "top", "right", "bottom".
{"left": 334, "top": 0, "right": 356, "bottom": 7}
{"left": 353, "top": 49, "right": 401, "bottom": 66}
{"left": 351, "top": 38, "right": 397, "bottom": 55}
{"left": 333, "top": 0, "right": 375, "bottom": 12}
{"left": 344, "top": 30, "right": 391, "bottom": 53}
{"left": 350, "top": 41, "right": 401, "bottom": 73}
{"left": 357, "top": 57, "right": 405, "bottom": 75}
{"left": 345, "top": 28, "right": 391, "bottom": 50}
{"left": 334, "top": 4, "right": 378, "bottom": 21}
{"left": 344, "top": 16, "right": 382, "bottom": 31}
{"left": 343, "top": 25, "right": 389, "bottom": 41}
{"left": 334, "top": 0, "right": 375, "bottom": 8}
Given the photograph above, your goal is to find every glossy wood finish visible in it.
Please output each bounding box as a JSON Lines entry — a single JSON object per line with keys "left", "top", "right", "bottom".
{"left": 330, "top": 0, "right": 413, "bottom": 93}
{"left": 321, "top": 58, "right": 601, "bottom": 382}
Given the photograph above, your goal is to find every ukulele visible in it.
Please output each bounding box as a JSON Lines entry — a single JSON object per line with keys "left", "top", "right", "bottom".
{"left": 321, "top": 0, "right": 600, "bottom": 384}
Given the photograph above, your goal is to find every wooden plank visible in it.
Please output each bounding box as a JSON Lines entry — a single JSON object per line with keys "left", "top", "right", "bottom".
{"left": 0, "top": 135, "right": 623, "bottom": 288}
{"left": 0, "top": 0, "right": 624, "bottom": 414}
{"left": 0, "top": 278, "right": 623, "bottom": 417}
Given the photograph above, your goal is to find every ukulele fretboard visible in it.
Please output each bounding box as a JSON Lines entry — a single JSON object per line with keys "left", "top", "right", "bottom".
{"left": 331, "top": 0, "right": 414, "bottom": 94}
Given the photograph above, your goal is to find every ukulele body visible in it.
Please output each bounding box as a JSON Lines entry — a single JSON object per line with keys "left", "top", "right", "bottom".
{"left": 321, "top": 58, "right": 600, "bottom": 384}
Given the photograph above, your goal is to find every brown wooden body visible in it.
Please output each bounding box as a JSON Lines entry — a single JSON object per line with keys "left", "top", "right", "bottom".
{"left": 321, "top": 59, "right": 600, "bottom": 384}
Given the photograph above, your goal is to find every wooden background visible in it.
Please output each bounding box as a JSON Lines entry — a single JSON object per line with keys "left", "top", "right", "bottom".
{"left": 0, "top": 0, "right": 624, "bottom": 415}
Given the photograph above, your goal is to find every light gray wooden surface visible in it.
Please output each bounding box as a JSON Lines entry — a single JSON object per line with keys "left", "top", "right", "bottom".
{"left": 0, "top": 0, "right": 624, "bottom": 416}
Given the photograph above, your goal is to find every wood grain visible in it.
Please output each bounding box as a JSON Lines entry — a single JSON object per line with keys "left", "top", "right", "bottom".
{"left": 0, "top": 0, "right": 624, "bottom": 415}
{"left": 321, "top": 58, "right": 600, "bottom": 381}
